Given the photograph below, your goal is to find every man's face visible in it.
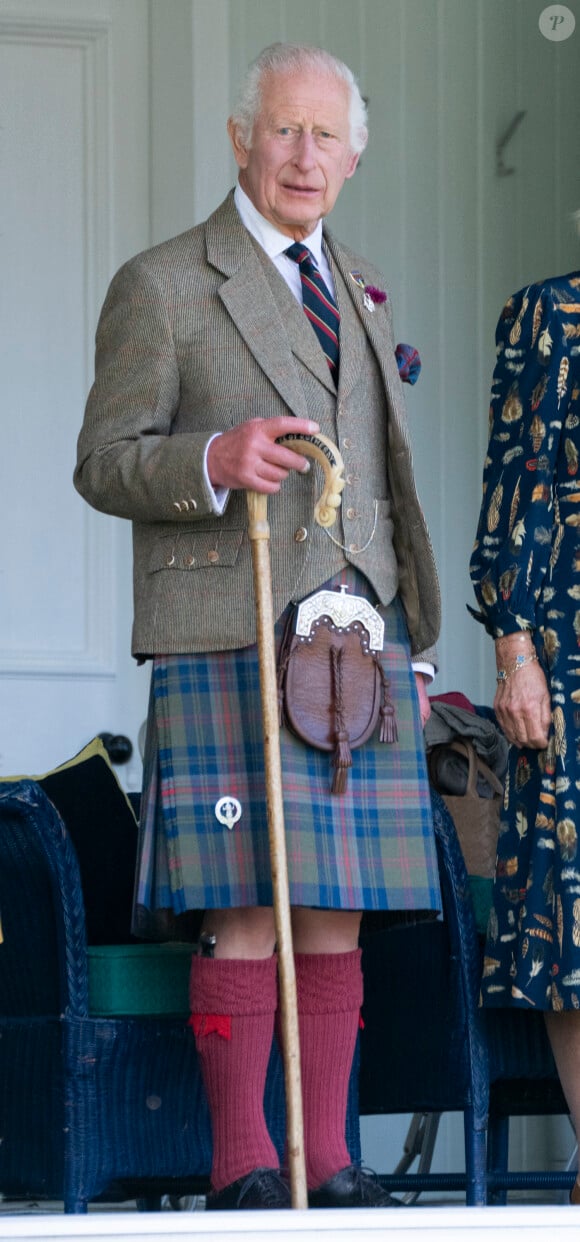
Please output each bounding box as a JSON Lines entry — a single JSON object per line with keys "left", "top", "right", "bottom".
{"left": 228, "top": 69, "right": 360, "bottom": 241}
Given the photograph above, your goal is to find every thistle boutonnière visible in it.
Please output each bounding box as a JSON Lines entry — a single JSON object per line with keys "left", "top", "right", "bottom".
{"left": 349, "top": 271, "right": 388, "bottom": 313}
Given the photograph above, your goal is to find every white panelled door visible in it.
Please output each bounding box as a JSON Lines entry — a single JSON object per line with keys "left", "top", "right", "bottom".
{"left": 0, "top": 0, "right": 150, "bottom": 787}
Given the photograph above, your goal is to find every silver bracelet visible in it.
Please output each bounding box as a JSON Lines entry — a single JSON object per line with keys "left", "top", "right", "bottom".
{"left": 496, "top": 652, "right": 538, "bottom": 684}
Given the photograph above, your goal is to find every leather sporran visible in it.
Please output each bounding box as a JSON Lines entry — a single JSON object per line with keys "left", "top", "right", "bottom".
{"left": 428, "top": 738, "right": 503, "bottom": 878}
{"left": 277, "top": 586, "right": 397, "bottom": 795}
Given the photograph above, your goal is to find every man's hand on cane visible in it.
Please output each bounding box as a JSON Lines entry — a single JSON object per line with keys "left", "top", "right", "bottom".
{"left": 207, "top": 416, "right": 320, "bottom": 493}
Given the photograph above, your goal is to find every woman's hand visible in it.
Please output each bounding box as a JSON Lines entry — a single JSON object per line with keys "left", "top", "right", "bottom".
{"left": 493, "top": 634, "right": 551, "bottom": 749}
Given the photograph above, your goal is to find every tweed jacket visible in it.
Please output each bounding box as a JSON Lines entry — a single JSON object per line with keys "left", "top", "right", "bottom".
{"left": 75, "top": 192, "right": 440, "bottom": 659}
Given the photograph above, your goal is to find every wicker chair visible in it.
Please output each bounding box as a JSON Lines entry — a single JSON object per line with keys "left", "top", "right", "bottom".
{"left": 484, "top": 999, "right": 573, "bottom": 1201}
{"left": 0, "top": 778, "right": 362, "bottom": 1213}
{"left": 0, "top": 777, "right": 492, "bottom": 1210}
{"left": 358, "top": 789, "right": 490, "bottom": 1205}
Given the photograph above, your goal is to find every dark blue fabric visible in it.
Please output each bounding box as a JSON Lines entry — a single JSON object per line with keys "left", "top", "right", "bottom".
{"left": 471, "top": 273, "right": 580, "bottom": 1011}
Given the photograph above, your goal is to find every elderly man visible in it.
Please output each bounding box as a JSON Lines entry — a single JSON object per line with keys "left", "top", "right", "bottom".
{"left": 75, "top": 43, "right": 441, "bottom": 1211}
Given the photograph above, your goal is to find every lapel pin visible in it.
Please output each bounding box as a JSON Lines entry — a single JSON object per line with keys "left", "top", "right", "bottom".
{"left": 350, "top": 273, "right": 388, "bottom": 314}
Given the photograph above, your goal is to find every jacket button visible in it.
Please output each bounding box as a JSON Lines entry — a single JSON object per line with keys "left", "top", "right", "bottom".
{"left": 207, "top": 550, "right": 219, "bottom": 564}
{"left": 294, "top": 527, "right": 308, "bottom": 543}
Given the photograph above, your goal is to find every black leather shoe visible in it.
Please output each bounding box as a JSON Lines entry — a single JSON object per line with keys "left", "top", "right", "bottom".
{"left": 205, "top": 1167, "right": 291, "bottom": 1210}
{"left": 309, "top": 1165, "right": 402, "bottom": 1208}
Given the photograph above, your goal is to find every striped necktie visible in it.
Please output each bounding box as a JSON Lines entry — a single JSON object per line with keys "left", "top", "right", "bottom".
{"left": 284, "top": 243, "right": 340, "bottom": 383}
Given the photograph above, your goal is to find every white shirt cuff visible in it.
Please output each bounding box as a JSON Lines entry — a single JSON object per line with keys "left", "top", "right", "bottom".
{"left": 204, "top": 433, "right": 229, "bottom": 514}
{"left": 412, "top": 662, "right": 435, "bottom": 683}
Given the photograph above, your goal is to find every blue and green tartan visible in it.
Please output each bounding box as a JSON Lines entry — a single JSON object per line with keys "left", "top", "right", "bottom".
{"left": 134, "top": 571, "right": 440, "bottom": 924}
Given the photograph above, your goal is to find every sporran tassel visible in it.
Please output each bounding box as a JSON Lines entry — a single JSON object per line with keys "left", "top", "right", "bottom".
{"left": 379, "top": 702, "right": 398, "bottom": 744}
{"left": 331, "top": 729, "right": 352, "bottom": 794}
{"left": 377, "top": 662, "right": 398, "bottom": 743}
{"left": 330, "top": 644, "right": 352, "bottom": 793}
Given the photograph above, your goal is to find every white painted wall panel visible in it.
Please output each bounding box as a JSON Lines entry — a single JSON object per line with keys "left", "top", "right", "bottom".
{"left": 1, "top": 39, "right": 87, "bottom": 656}
{"left": 0, "top": 1, "right": 150, "bottom": 780}
{"left": 0, "top": 17, "right": 113, "bottom": 678}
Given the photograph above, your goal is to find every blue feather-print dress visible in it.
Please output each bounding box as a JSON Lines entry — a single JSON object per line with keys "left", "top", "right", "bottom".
{"left": 470, "top": 271, "right": 580, "bottom": 1010}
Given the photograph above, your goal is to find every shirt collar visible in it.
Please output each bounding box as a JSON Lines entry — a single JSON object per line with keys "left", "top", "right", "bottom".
{"left": 234, "top": 182, "right": 325, "bottom": 267}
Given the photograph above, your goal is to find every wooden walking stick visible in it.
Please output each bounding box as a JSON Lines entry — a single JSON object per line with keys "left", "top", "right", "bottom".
{"left": 246, "top": 432, "right": 345, "bottom": 1211}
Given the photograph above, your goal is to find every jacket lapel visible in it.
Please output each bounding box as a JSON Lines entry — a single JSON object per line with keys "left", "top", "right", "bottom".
{"left": 324, "top": 230, "right": 401, "bottom": 406}
{"left": 205, "top": 194, "right": 333, "bottom": 417}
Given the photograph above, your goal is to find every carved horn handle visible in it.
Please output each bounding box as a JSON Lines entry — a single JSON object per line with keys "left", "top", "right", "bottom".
{"left": 275, "top": 432, "right": 345, "bottom": 527}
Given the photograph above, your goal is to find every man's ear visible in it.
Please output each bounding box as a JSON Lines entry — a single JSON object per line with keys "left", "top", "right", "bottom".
{"left": 344, "top": 151, "right": 360, "bottom": 181}
{"left": 227, "top": 118, "right": 249, "bottom": 170}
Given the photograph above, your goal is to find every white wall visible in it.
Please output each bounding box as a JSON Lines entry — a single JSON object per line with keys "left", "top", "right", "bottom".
{"left": 0, "top": 0, "right": 151, "bottom": 782}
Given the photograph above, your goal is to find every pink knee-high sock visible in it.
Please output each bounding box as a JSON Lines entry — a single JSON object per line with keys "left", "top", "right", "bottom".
{"left": 292, "top": 950, "right": 363, "bottom": 1190}
{"left": 189, "top": 954, "right": 279, "bottom": 1193}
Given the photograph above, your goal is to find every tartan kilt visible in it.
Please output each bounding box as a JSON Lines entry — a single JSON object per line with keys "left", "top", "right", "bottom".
{"left": 133, "top": 571, "right": 440, "bottom": 933}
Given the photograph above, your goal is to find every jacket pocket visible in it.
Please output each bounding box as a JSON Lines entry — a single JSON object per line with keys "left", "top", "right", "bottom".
{"left": 149, "top": 527, "right": 245, "bottom": 573}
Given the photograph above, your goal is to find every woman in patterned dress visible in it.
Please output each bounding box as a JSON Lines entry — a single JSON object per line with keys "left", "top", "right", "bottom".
{"left": 470, "top": 267, "right": 580, "bottom": 1198}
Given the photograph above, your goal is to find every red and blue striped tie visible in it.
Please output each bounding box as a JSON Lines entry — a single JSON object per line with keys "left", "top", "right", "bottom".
{"left": 285, "top": 243, "right": 340, "bottom": 383}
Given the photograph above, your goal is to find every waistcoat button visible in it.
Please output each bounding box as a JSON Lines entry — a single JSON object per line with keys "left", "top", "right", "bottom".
{"left": 294, "top": 527, "right": 308, "bottom": 543}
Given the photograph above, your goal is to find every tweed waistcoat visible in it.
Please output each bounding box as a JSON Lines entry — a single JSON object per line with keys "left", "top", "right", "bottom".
{"left": 253, "top": 243, "right": 400, "bottom": 605}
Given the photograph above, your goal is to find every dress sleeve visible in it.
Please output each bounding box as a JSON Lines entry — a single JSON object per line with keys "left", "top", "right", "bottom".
{"left": 470, "top": 281, "right": 573, "bottom": 637}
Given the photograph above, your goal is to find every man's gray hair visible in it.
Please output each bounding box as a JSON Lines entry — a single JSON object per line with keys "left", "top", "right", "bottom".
{"left": 230, "top": 43, "right": 368, "bottom": 155}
